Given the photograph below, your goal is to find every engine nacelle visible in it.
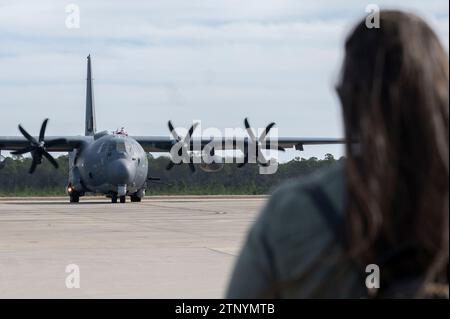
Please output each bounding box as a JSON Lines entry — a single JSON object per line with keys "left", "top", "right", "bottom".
{"left": 198, "top": 155, "right": 224, "bottom": 172}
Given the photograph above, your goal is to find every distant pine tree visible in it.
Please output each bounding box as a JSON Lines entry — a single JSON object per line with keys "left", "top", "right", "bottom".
{"left": 0, "top": 154, "right": 341, "bottom": 196}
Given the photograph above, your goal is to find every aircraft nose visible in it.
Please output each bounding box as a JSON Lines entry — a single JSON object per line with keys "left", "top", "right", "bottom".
{"left": 109, "top": 159, "right": 134, "bottom": 185}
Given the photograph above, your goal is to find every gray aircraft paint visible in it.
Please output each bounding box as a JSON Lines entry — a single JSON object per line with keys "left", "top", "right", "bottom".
{"left": 73, "top": 133, "right": 148, "bottom": 196}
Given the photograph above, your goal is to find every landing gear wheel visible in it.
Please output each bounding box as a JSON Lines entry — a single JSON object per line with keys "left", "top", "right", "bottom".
{"left": 120, "top": 196, "right": 126, "bottom": 203}
{"left": 69, "top": 192, "right": 80, "bottom": 203}
{"left": 130, "top": 194, "right": 142, "bottom": 202}
{"left": 111, "top": 195, "right": 118, "bottom": 203}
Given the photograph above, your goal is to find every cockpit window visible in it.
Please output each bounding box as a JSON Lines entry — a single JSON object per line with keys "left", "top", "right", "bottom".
{"left": 100, "top": 141, "right": 114, "bottom": 154}
{"left": 97, "top": 142, "right": 105, "bottom": 154}
{"left": 130, "top": 143, "right": 138, "bottom": 155}
{"left": 116, "top": 141, "right": 126, "bottom": 153}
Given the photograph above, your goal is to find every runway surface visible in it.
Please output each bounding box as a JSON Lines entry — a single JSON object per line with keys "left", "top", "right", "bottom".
{"left": 0, "top": 196, "right": 267, "bottom": 298}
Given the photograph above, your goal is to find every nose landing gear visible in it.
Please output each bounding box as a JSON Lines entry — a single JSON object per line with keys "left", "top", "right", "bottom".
{"left": 110, "top": 184, "right": 127, "bottom": 203}
{"left": 111, "top": 194, "right": 126, "bottom": 203}
{"left": 110, "top": 186, "right": 142, "bottom": 203}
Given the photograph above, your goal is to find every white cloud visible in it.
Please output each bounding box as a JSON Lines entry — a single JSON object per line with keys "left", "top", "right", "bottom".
{"left": 0, "top": 0, "right": 448, "bottom": 160}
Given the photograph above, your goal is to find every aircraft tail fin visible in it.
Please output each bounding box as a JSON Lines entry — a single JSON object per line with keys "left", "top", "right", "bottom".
{"left": 85, "top": 54, "right": 96, "bottom": 136}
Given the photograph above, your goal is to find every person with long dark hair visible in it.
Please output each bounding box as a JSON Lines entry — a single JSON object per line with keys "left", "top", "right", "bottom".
{"left": 226, "top": 10, "right": 449, "bottom": 298}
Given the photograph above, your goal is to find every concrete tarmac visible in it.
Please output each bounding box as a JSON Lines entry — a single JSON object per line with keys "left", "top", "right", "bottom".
{"left": 0, "top": 196, "right": 267, "bottom": 298}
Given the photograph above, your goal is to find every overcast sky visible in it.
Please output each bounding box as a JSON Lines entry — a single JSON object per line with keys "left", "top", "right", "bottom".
{"left": 0, "top": 0, "right": 448, "bottom": 160}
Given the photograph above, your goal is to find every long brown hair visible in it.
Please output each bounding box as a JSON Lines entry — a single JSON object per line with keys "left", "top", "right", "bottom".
{"left": 336, "top": 11, "right": 449, "bottom": 296}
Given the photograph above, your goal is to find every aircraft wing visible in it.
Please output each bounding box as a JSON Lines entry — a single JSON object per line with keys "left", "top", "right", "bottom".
{"left": 133, "top": 119, "right": 344, "bottom": 153}
{"left": 0, "top": 136, "right": 90, "bottom": 152}
{"left": 131, "top": 136, "right": 174, "bottom": 152}
{"left": 132, "top": 136, "right": 345, "bottom": 153}
{"left": 1, "top": 135, "right": 345, "bottom": 153}
{"left": 277, "top": 137, "right": 345, "bottom": 150}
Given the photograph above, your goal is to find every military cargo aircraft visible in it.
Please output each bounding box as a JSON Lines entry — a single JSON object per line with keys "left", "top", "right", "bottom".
{"left": 0, "top": 56, "right": 344, "bottom": 203}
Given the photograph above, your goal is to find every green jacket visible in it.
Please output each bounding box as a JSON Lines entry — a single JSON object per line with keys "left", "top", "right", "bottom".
{"left": 226, "top": 163, "right": 367, "bottom": 298}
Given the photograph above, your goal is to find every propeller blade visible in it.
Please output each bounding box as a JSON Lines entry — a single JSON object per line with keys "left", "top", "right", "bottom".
{"left": 187, "top": 122, "right": 198, "bottom": 138}
{"left": 166, "top": 161, "right": 175, "bottom": 171}
{"left": 184, "top": 122, "right": 199, "bottom": 145}
{"left": 244, "top": 118, "right": 256, "bottom": 141}
{"left": 259, "top": 122, "right": 275, "bottom": 142}
{"left": 257, "top": 148, "right": 270, "bottom": 166}
{"left": 45, "top": 138, "right": 68, "bottom": 148}
{"left": 237, "top": 154, "right": 248, "bottom": 168}
{"left": 11, "top": 145, "right": 35, "bottom": 155}
{"left": 29, "top": 160, "right": 38, "bottom": 174}
{"left": 18, "top": 124, "right": 38, "bottom": 145}
{"left": 42, "top": 151, "right": 59, "bottom": 169}
{"left": 168, "top": 121, "right": 181, "bottom": 141}
{"left": 244, "top": 117, "right": 251, "bottom": 129}
{"left": 39, "top": 119, "right": 49, "bottom": 142}
{"left": 167, "top": 121, "right": 199, "bottom": 172}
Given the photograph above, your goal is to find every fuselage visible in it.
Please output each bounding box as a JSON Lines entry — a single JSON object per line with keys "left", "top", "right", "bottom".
{"left": 72, "top": 133, "right": 148, "bottom": 196}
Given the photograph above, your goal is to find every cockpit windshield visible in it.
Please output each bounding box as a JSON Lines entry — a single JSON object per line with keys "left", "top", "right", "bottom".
{"left": 98, "top": 139, "right": 132, "bottom": 155}
{"left": 116, "top": 141, "right": 126, "bottom": 153}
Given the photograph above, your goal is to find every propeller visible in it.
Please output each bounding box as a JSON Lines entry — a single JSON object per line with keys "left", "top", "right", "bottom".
{"left": 166, "top": 120, "right": 198, "bottom": 172}
{"left": 238, "top": 117, "right": 285, "bottom": 168}
{"left": 11, "top": 119, "right": 67, "bottom": 174}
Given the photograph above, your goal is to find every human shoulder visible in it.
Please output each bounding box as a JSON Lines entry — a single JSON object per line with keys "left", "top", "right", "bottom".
{"left": 257, "top": 162, "right": 345, "bottom": 242}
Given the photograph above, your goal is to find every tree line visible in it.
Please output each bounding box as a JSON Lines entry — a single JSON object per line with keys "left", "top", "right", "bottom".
{"left": 0, "top": 154, "right": 342, "bottom": 196}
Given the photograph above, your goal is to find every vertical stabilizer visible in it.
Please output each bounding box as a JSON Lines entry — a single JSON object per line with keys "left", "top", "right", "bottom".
{"left": 85, "top": 55, "right": 96, "bottom": 136}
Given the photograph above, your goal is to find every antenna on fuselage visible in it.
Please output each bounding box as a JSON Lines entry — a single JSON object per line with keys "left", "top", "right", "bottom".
{"left": 85, "top": 54, "right": 96, "bottom": 136}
